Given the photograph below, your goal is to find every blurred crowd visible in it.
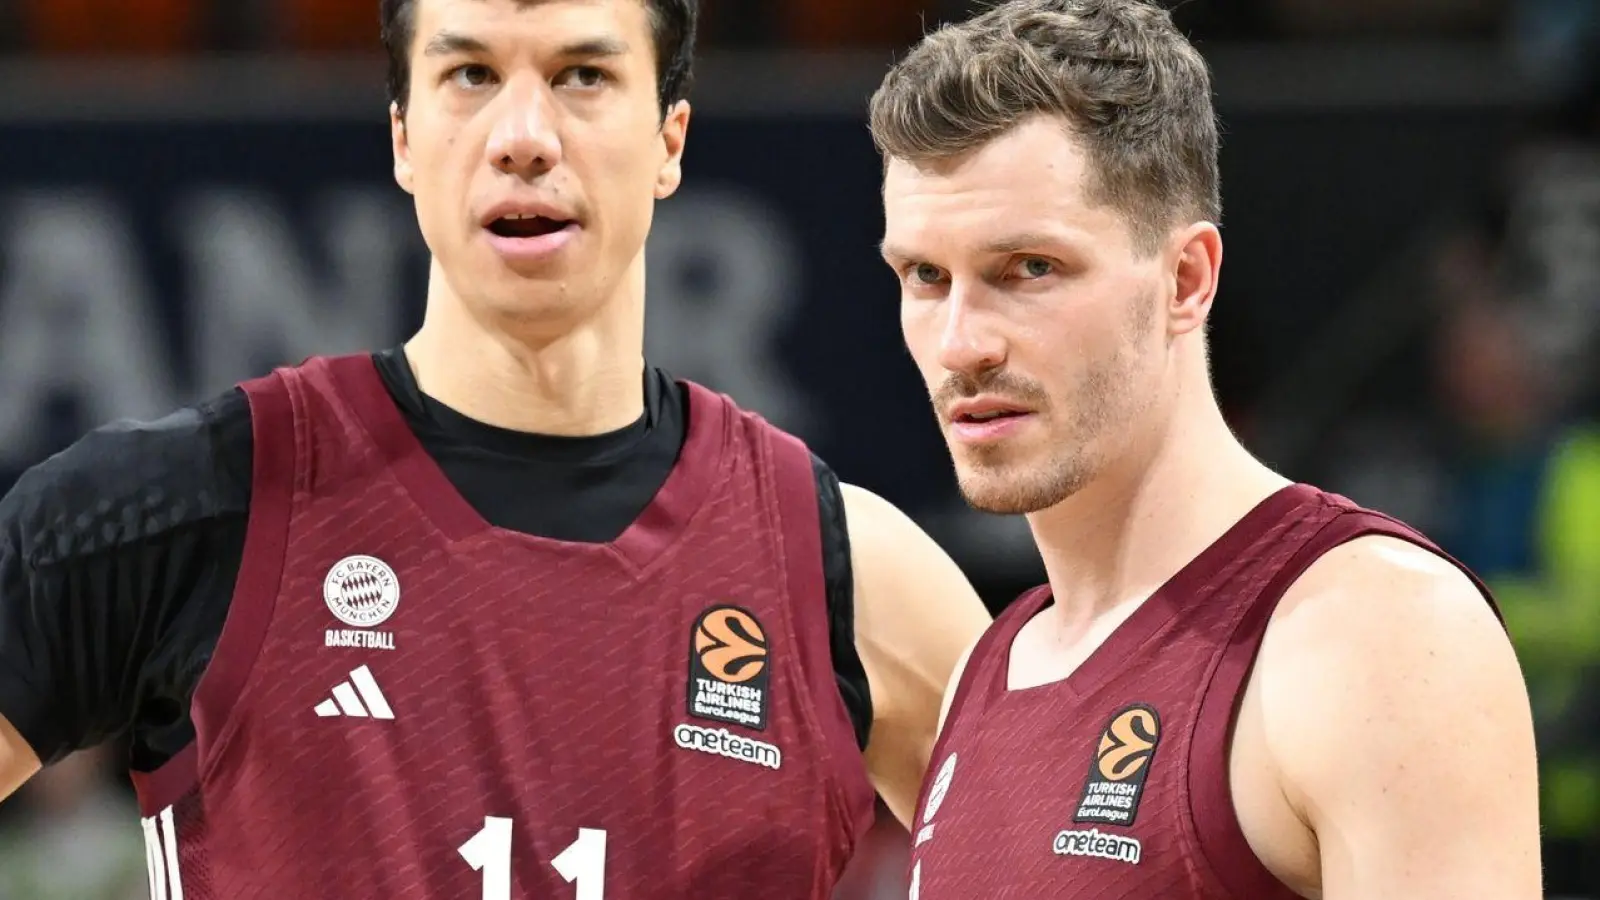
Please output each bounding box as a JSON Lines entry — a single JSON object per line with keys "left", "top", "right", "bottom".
{"left": 3, "top": 0, "right": 1600, "bottom": 898}
{"left": 1316, "top": 44, "right": 1600, "bottom": 891}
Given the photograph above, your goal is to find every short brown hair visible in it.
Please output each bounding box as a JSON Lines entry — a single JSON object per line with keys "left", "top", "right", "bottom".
{"left": 869, "top": 0, "right": 1220, "bottom": 253}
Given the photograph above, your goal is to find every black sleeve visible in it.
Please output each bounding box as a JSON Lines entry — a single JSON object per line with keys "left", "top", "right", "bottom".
{"left": 812, "top": 453, "right": 872, "bottom": 751}
{"left": 0, "top": 389, "right": 252, "bottom": 769}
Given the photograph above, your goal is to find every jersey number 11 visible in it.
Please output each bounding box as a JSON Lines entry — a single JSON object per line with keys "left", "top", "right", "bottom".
{"left": 458, "top": 817, "right": 607, "bottom": 899}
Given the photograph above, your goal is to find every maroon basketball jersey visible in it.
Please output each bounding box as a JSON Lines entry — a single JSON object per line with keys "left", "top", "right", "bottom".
{"left": 906, "top": 484, "right": 1495, "bottom": 899}
{"left": 129, "top": 354, "right": 875, "bottom": 899}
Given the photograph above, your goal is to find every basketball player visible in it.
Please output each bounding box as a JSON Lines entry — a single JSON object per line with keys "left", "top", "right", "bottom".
{"left": 869, "top": 1, "right": 1542, "bottom": 897}
{"left": 0, "top": 0, "right": 993, "bottom": 896}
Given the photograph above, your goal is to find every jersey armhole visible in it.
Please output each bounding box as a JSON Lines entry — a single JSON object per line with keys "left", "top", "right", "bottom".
{"left": 810, "top": 455, "right": 873, "bottom": 750}
{"left": 187, "top": 373, "right": 299, "bottom": 783}
{"left": 766, "top": 430, "right": 877, "bottom": 838}
{"left": 922, "top": 588, "right": 1035, "bottom": 757}
{"left": 1184, "top": 508, "right": 1493, "bottom": 899}
{"left": 905, "top": 589, "right": 1039, "bottom": 833}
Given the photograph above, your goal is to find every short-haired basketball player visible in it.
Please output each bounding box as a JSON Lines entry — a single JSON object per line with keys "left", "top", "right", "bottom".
{"left": 0, "top": 1, "right": 993, "bottom": 896}
{"left": 870, "top": 1, "right": 1541, "bottom": 897}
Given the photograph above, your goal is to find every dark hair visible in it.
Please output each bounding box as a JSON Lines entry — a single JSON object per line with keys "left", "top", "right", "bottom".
{"left": 869, "top": 0, "right": 1220, "bottom": 253}
{"left": 380, "top": 0, "right": 697, "bottom": 117}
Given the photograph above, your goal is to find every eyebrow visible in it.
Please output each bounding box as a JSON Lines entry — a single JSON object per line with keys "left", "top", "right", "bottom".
{"left": 423, "top": 31, "right": 489, "bottom": 57}
{"left": 979, "top": 232, "right": 1073, "bottom": 255}
{"left": 555, "top": 37, "right": 631, "bottom": 59}
{"left": 422, "top": 31, "right": 631, "bottom": 60}
{"left": 878, "top": 241, "right": 912, "bottom": 264}
{"left": 879, "top": 231, "right": 1073, "bottom": 263}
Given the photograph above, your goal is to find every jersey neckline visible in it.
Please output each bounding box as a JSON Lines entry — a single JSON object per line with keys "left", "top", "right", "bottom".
{"left": 993, "top": 483, "right": 1321, "bottom": 703}
{"left": 324, "top": 353, "right": 729, "bottom": 570}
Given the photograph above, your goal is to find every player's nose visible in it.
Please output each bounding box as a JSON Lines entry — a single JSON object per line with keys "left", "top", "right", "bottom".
{"left": 486, "top": 81, "right": 563, "bottom": 177}
{"left": 937, "top": 291, "right": 1006, "bottom": 376}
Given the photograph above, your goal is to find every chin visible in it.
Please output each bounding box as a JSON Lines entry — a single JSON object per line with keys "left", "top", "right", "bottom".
{"left": 953, "top": 454, "right": 1094, "bottom": 516}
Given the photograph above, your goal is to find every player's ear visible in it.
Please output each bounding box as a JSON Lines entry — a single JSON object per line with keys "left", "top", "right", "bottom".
{"left": 654, "top": 100, "right": 691, "bottom": 200}
{"left": 1167, "top": 221, "right": 1221, "bottom": 338}
{"left": 391, "top": 103, "right": 416, "bottom": 195}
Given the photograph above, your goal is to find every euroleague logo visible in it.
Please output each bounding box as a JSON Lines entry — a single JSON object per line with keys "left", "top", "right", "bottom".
{"left": 687, "top": 605, "right": 770, "bottom": 731}
{"left": 1073, "top": 704, "right": 1162, "bottom": 827}
{"left": 1097, "top": 706, "right": 1160, "bottom": 781}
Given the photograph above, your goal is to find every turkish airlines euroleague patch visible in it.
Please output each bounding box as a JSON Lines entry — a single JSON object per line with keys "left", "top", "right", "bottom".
{"left": 1073, "top": 704, "right": 1162, "bottom": 827}
{"left": 687, "top": 605, "right": 770, "bottom": 731}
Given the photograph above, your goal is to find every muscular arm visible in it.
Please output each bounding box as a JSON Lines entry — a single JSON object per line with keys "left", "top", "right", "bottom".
{"left": 0, "top": 713, "right": 40, "bottom": 802}
{"left": 841, "top": 483, "right": 992, "bottom": 828}
{"left": 935, "top": 640, "right": 979, "bottom": 738}
{"left": 1264, "top": 536, "right": 1541, "bottom": 899}
{"left": 0, "top": 532, "right": 41, "bottom": 800}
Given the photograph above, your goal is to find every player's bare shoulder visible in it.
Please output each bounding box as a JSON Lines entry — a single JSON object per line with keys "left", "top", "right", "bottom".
{"left": 1255, "top": 533, "right": 1518, "bottom": 768}
{"left": 1264, "top": 533, "right": 1506, "bottom": 676}
{"left": 1248, "top": 533, "right": 1540, "bottom": 898}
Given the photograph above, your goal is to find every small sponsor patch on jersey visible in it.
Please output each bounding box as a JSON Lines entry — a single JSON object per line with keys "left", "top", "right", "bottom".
{"left": 323, "top": 555, "right": 400, "bottom": 650}
{"left": 1052, "top": 828, "right": 1142, "bottom": 866}
{"left": 673, "top": 723, "right": 782, "bottom": 770}
{"left": 923, "top": 753, "right": 957, "bottom": 825}
{"left": 686, "top": 605, "right": 770, "bottom": 731}
{"left": 1073, "top": 704, "right": 1162, "bottom": 827}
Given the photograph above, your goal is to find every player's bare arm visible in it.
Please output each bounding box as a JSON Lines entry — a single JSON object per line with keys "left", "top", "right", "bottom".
{"left": 1259, "top": 535, "right": 1542, "bottom": 899}
{"left": 0, "top": 534, "right": 42, "bottom": 801}
{"left": 0, "top": 498, "right": 42, "bottom": 801}
{"left": 934, "top": 640, "right": 979, "bottom": 736}
{"left": 840, "top": 483, "right": 992, "bottom": 827}
{"left": 0, "top": 714, "right": 41, "bottom": 802}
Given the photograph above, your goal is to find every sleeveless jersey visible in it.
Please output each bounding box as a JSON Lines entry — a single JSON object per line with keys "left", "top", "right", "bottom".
{"left": 906, "top": 484, "right": 1495, "bottom": 899}
{"left": 128, "top": 354, "right": 875, "bottom": 899}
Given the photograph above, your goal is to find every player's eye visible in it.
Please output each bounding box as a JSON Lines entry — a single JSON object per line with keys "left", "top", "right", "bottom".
{"left": 1011, "top": 257, "right": 1055, "bottom": 280}
{"left": 446, "top": 64, "right": 497, "bottom": 89}
{"left": 908, "top": 263, "right": 947, "bottom": 286}
{"left": 557, "top": 66, "right": 610, "bottom": 89}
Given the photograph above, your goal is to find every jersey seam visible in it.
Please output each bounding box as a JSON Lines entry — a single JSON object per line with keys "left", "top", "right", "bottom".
{"left": 1178, "top": 496, "right": 1345, "bottom": 898}
{"left": 764, "top": 432, "right": 871, "bottom": 852}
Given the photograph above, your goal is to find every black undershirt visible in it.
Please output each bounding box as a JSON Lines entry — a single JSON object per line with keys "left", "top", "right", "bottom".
{"left": 0, "top": 348, "right": 869, "bottom": 771}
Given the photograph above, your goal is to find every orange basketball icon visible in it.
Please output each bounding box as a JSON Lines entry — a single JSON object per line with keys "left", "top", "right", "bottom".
{"left": 694, "top": 607, "right": 768, "bottom": 683}
{"left": 1096, "top": 706, "right": 1161, "bottom": 782}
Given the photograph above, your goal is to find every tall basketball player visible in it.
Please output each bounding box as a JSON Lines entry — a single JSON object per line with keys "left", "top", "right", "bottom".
{"left": 870, "top": 1, "right": 1542, "bottom": 897}
{"left": 0, "top": 0, "right": 993, "bottom": 896}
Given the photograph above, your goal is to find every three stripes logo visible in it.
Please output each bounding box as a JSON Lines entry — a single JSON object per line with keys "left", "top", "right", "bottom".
{"left": 1072, "top": 704, "right": 1162, "bottom": 827}
{"left": 686, "top": 605, "right": 771, "bottom": 731}
{"left": 313, "top": 665, "right": 395, "bottom": 720}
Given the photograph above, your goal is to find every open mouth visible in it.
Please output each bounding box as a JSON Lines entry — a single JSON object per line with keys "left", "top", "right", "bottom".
{"left": 486, "top": 214, "right": 574, "bottom": 238}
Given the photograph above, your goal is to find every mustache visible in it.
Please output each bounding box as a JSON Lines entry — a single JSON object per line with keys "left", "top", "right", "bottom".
{"left": 931, "top": 370, "right": 1049, "bottom": 416}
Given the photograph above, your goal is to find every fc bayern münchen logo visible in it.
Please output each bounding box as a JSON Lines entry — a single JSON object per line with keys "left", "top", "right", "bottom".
{"left": 323, "top": 555, "right": 401, "bottom": 628}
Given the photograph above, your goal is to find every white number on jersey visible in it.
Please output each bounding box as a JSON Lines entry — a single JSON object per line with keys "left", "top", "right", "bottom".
{"left": 142, "top": 805, "right": 186, "bottom": 900}
{"left": 459, "top": 817, "right": 607, "bottom": 900}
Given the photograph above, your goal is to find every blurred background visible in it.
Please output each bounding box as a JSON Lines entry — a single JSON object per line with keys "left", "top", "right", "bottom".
{"left": 0, "top": 0, "right": 1598, "bottom": 896}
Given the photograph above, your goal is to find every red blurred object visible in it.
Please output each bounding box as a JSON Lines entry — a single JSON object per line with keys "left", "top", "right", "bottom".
{"left": 23, "top": 0, "right": 200, "bottom": 56}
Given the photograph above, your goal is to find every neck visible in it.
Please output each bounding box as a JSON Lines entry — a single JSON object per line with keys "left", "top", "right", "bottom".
{"left": 404, "top": 258, "right": 647, "bottom": 436}
{"left": 1025, "top": 360, "right": 1288, "bottom": 626}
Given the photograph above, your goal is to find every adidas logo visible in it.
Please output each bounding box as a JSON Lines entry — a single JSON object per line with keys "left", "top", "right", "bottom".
{"left": 314, "top": 665, "right": 395, "bottom": 720}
